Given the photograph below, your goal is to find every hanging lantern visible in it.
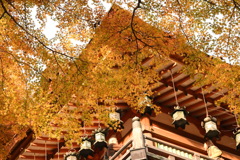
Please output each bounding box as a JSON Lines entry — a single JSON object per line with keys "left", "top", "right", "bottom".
{"left": 207, "top": 145, "right": 222, "bottom": 158}
{"left": 233, "top": 127, "right": 240, "bottom": 150}
{"left": 170, "top": 106, "right": 189, "bottom": 129}
{"left": 108, "top": 110, "right": 124, "bottom": 132}
{"left": 79, "top": 137, "right": 94, "bottom": 158}
{"left": 138, "top": 96, "right": 154, "bottom": 116}
{"left": 93, "top": 128, "right": 108, "bottom": 149}
{"left": 204, "top": 141, "right": 222, "bottom": 159}
{"left": 201, "top": 116, "right": 220, "bottom": 140}
{"left": 64, "top": 149, "right": 79, "bottom": 160}
{"left": 109, "top": 111, "right": 120, "bottom": 120}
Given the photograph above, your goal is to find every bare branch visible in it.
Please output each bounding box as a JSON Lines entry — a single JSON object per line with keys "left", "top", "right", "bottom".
{"left": 0, "top": 56, "right": 5, "bottom": 90}
{"left": 5, "top": 0, "right": 16, "bottom": 10}
{"left": 232, "top": 0, "right": 240, "bottom": 11}
{"left": 0, "top": 11, "right": 5, "bottom": 19}
{"left": 176, "top": 0, "right": 191, "bottom": 45}
{"left": 130, "top": 0, "right": 142, "bottom": 52}
{"left": 0, "top": 0, "right": 78, "bottom": 60}
{"left": 203, "top": 0, "right": 216, "bottom": 5}
{"left": 52, "top": 51, "right": 65, "bottom": 74}
{"left": 203, "top": 0, "right": 240, "bottom": 11}
{"left": 0, "top": 50, "right": 48, "bottom": 81}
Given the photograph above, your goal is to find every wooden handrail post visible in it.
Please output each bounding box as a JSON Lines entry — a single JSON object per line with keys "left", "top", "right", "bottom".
{"left": 130, "top": 116, "right": 148, "bottom": 159}
{"left": 132, "top": 116, "right": 145, "bottom": 149}
{"left": 141, "top": 115, "right": 153, "bottom": 146}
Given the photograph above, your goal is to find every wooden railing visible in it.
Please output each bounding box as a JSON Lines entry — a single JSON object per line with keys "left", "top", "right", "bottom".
{"left": 109, "top": 139, "right": 132, "bottom": 160}
{"left": 145, "top": 136, "right": 213, "bottom": 160}
{"left": 107, "top": 136, "right": 213, "bottom": 160}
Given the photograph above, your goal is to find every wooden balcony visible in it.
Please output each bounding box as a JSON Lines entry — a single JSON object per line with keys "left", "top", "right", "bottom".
{"left": 108, "top": 136, "right": 214, "bottom": 160}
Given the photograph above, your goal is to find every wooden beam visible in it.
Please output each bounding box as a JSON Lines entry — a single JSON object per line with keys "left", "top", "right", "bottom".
{"left": 148, "top": 127, "right": 240, "bottom": 160}
{"left": 220, "top": 117, "right": 237, "bottom": 127}
{"left": 198, "top": 109, "right": 226, "bottom": 120}
{"left": 160, "top": 92, "right": 186, "bottom": 106}
{"left": 31, "top": 143, "right": 58, "bottom": 149}
{"left": 47, "top": 141, "right": 65, "bottom": 160}
{"left": 36, "top": 137, "right": 65, "bottom": 142}
{"left": 152, "top": 84, "right": 167, "bottom": 93}
{"left": 19, "top": 155, "right": 53, "bottom": 160}
{"left": 154, "top": 89, "right": 175, "bottom": 103}
{"left": 191, "top": 106, "right": 234, "bottom": 121}
{"left": 184, "top": 81, "right": 195, "bottom": 90}
{"left": 164, "top": 72, "right": 183, "bottom": 83}
{"left": 7, "top": 129, "right": 34, "bottom": 160}
{"left": 174, "top": 76, "right": 191, "bottom": 87}
{"left": 25, "top": 149, "right": 53, "bottom": 154}
{"left": 192, "top": 105, "right": 218, "bottom": 117}
{"left": 217, "top": 113, "right": 235, "bottom": 121}
{"left": 178, "top": 97, "right": 197, "bottom": 107}
{"left": 158, "top": 63, "right": 176, "bottom": 75}
{"left": 169, "top": 54, "right": 185, "bottom": 65}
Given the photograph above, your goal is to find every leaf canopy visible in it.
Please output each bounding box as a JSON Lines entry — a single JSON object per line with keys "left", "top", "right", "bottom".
{"left": 0, "top": 0, "right": 239, "bottom": 158}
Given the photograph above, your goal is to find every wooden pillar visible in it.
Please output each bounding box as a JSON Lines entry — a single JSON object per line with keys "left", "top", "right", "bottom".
{"left": 130, "top": 117, "right": 148, "bottom": 160}
{"left": 132, "top": 116, "right": 145, "bottom": 149}
{"left": 141, "top": 116, "right": 153, "bottom": 146}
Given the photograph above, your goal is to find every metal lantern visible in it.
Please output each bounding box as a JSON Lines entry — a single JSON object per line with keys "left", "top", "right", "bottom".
{"left": 79, "top": 137, "right": 94, "bottom": 158}
{"left": 108, "top": 110, "right": 124, "bottom": 132}
{"left": 93, "top": 128, "right": 108, "bottom": 149}
{"left": 201, "top": 116, "right": 220, "bottom": 140}
{"left": 170, "top": 106, "right": 189, "bottom": 129}
{"left": 64, "top": 150, "right": 78, "bottom": 160}
{"left": 233, "top": 127, "right": 240, "bottom": 150}
{"left": 142, "top": 96, "right": 152, "bottom": 107}
{"left": 109, "top": 111, "right": 120, "bottom": 121}
{"left": 207, "top": 145, "right": 222, "bottom": 158}
{"left": 139, "top": 96, "right": 154, "bottom": 116}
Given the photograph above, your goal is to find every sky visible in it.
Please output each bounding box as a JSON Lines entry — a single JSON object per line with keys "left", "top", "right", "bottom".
{"left": 31, "top": 1, "right": 112, "bottom": 41}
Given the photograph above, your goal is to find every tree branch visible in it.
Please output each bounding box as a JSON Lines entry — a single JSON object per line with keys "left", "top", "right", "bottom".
{"left": 0, "top": 50, "right": 48, "bottom": 81}
{"left": 0, "top": 0, "right": 78, "bottom": 60}
{"left": 0, "top": 56, "right": 5, "bottom": 91}
{"left": 130, "top": 0, "right": 142, "bottom": 52}
{"left": 0, "top": 11, "right": 5, "bottom": 19}
{"left": 232, "top": 0, "right": 240, "bottom": 11}
{"left": 203, "top": 0, "right": 216, "bottom": 5}
{"left": 52, "top": 51, "right": 65, "bottom": 74}
{"left": 176, "top": 0, "right": 191, "bottom": 45}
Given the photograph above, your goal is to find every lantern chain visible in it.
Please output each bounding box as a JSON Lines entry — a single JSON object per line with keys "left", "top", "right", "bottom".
{"left": 170, "top": 70, "right": 179, "bottom": 106}
{"left": 201, "top": 86, "right": 209, "bottom": 117}
{"left": 83, "top": 121, "right": 86, "bottom": 136}
{"left": 58, "top": 140, "right": 59, "bottom": 160}
{"left": 98, "top": 117, "right": 101, "bottom": 128}
{"left": 235, "top": 112, "right": 240, "bottom": 127}
{"left": 45, "top": 140, "right": 47, "bottom": 160}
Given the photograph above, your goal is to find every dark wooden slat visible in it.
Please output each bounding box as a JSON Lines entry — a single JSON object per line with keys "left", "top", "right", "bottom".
{"left": 152, "top": 84, "right": 168, "bottom": 93}
{"left": 174, "top": 76, "right": 191, "bottom": 86}
{"left": 178, "top": 97, "right": 198, "bottom": 107}
{"left": 220, "top": 117, "right": 237, "bottom": 127}
{"left": 7, "top": 129, "right": 34, "bottom": 160}
{"left": 160, "top": 92, "right": 187, "bottom": 106}
{"left": 47, "top": 141, "right": 65, "bottom": 160}
{"left": 154, "top": 89, "right": 175, "bottom": 103}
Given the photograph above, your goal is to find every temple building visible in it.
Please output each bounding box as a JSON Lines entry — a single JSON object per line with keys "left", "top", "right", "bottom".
{"left": 7, "top": 5, "right": 240, "bottom": 160}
